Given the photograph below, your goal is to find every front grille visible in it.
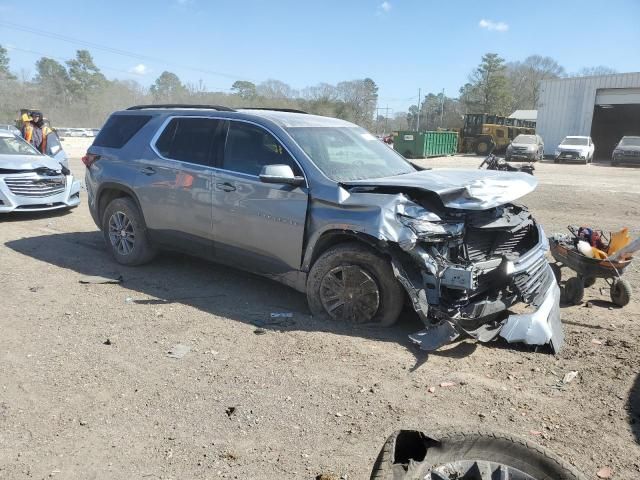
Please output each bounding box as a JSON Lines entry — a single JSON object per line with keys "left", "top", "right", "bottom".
{"left": 559, "top": 150, "right": 580, "bottom": 159}
{"left": 623, "top": 150, "right": 640, "bottom": 157}
{"left": 513, "top": 254, "right": 552, "bottom": 303}
{"left": 465, "top": 225, "right": 537, "bottom": 262}
{"left": 4, "top": 176, "right": 66, "bottom": 197}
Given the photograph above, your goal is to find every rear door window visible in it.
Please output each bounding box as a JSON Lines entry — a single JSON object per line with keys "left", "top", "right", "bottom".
{"left": 154, "top": 117, "right": 223, "bottom": 166}
{"left": 93, "top": 114, "right": 151, "bottom": 148}
{"left": 222, "top": 121, "right": 301, "bottom": 176}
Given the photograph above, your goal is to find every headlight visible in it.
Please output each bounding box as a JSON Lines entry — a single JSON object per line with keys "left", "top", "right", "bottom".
{"left": 399, "top": 216, "right": 464, "bottom": 239}
{"left": 527, "top": 145, "right": 536, "bottom": 151}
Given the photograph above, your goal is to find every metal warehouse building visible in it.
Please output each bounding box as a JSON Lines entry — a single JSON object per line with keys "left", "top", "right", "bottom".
{"left": 537, "top": 72, "right": 640, "bottom": 159}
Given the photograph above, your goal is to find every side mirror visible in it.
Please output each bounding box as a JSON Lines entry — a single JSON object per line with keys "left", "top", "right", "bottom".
{"left": 259, "top": 164, "right": 304, "bottom": 186}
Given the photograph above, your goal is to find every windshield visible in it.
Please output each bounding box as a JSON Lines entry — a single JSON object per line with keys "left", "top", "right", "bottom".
{"left": 619, "top": 137, "right": 640, "bottom": 147}
{"left": 0, "top": 135, "right": 42, "bottom": 156}
{"left": 513, "top": 135, "right": 537, "bottom": 144}
{"left": 286, "top": 126, "right": 416, "bottom": 181}
{"left": 561, "top": 137, "right": 588, "bottom": 146}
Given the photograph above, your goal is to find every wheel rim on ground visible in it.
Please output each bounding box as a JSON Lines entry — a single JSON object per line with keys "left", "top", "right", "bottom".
{"left": 319, "top": 265, "right": 380, "bottom": 323}
{"left": 426, "top": 459, "right": 536, "bottom": 480}
{"left": 476, "top": 142, "right": 488, "bottom": 154}
{"left": 108, "top": 211, "right": 135, "bottom": 255}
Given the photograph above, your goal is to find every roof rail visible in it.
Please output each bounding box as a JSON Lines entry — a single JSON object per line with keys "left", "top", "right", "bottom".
{"left": 240, "top": 107, "right": 308, "bottom": 114}
{"left": 126, "top": 104, "right": 236, "bottom": 112}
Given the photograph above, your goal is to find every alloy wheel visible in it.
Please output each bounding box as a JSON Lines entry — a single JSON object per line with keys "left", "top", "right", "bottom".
{"left": 108, "top": 211, "right": 135, "bottom": 255}
{"left": 319, "top": 265, "right": 380, "bottom": 323}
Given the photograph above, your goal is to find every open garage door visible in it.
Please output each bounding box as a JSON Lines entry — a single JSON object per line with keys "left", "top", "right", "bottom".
{"left": 591, "top": 89, "right": 640, "bottom": 159}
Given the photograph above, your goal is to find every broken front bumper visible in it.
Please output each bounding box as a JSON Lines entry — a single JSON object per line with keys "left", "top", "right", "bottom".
{"left": 407, "top": 225, "right": 564, "bottom": 353}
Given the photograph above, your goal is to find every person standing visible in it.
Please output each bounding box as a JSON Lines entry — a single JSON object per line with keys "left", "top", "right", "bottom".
{"left": 29, "top": 111, "right": 44, "bottom": 152}
{"left": 21, "top": 112, "right": 34, "bottom": 145}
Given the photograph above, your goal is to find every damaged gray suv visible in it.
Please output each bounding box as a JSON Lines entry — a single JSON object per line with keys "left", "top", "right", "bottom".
{"left": 85, "top": 105, "right": 563, "bottom": 352}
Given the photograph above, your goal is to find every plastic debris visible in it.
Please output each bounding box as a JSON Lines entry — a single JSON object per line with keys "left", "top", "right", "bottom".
{"left": 79, "top": 274, "right": 123, "bottom": 284}
{"left": 562, "top": 371, "right": 578, "bottom": 384}
{"left": 167, "top": 344, "right": 190, "bottom": 359}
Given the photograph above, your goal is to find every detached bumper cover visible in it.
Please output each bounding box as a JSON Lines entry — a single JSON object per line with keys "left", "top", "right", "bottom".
{"left": 499, "top": 274, "right": 564, "bottom": 353}
{"left": 0, "top": 174, "right": 81, "bottom": 213}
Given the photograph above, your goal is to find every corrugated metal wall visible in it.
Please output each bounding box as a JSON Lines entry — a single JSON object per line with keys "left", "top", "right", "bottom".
{"left": 537, "top": 73, "right": 640, "bottom": 155}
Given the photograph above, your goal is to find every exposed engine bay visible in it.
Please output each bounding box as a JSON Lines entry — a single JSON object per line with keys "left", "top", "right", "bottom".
{"left": 339, "top": 173, "right": 564, "bottom": 353}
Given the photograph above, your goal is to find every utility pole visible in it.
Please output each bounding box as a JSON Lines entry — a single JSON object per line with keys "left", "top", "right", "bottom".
{"left": 384, "top": 104, "right": 389, "bottom": 135}
{"left": 440, "top": 88, "right": 445, "bottom": 128}
{"left": 416, "top": 88, "right": 421, "bottom": 132}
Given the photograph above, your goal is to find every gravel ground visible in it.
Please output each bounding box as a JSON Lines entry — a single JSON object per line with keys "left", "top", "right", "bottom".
{"left": 1, "top": 140, "right": 639, "bottom": 479}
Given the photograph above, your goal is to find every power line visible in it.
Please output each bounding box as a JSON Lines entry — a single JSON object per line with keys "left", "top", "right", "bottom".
{"left": 0, "top": 20, "right": 251, "bottom": 82}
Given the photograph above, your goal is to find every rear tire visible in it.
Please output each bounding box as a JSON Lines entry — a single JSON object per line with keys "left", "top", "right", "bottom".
{"left": 102, "top": 197, "right": 156, "bottom": 266}
{"left": 307, "top": 243, "right": 403, "bottom": 327}
{"left": 475, "top": 140, "right": 490, "bottom": 155}
{"left": 370, "top": 430, "right": 586, "bottom": 480}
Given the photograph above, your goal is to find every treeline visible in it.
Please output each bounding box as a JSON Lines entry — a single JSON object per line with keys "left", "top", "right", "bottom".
{"left": 0, "top": 46, "right": 379, "bottom": 130}
{"left": 407, "top": 53, "right": 617, "bottom": 131}
{"left": 0, "top": 45, "right": 616, "bottom": 132}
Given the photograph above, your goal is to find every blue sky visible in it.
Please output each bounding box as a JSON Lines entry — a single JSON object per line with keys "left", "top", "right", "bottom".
{"left": 1, "top": 0, "right": 638, "bottom": 112}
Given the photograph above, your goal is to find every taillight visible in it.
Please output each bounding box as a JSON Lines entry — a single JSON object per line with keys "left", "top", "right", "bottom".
{"left": 81, "top": 153, "right": 100, "bottom": 167}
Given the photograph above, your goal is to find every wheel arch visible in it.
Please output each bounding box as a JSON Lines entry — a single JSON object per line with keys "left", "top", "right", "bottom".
{"left": 96, "top": 183, "right": 146, "bottom": 228}
{"left": 302, "top": 228, "right": 389, "bottom": 272}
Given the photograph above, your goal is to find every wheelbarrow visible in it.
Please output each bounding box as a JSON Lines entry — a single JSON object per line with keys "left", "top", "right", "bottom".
{"left": 549, "top": 237, "right": 633, "bottom": 306}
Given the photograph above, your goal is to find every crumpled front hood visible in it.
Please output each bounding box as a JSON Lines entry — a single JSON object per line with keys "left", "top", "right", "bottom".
{"left": 0, "top": 153, "right": 62, "bottom": 172}
{"left": 342, "top": 169, "right": 537, "bottom": 210}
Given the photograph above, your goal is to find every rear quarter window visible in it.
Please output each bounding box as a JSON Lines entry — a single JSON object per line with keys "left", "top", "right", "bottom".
{"left": 93, "top": 114, "right": 151, "bottom": 148}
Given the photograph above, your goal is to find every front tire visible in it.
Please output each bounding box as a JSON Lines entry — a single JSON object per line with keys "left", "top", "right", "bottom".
{"left": 102, "top": 197, "right": 156, "bottom": 266}
{"left": 307, "top": 243, "right": 403, "bottom": 327}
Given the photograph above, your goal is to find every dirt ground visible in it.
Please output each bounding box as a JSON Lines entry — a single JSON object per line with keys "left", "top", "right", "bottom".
{"left": 1, "top": 139, "right": 639, "bottom": 479}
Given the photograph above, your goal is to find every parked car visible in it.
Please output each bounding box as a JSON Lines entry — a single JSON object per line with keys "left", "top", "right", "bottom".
{"left": 611, "top": 136, "right": 640, "bottom": 166}
{"left": 0, "top": 130, "right": 80, "bottom": 213}
{"left": 505, "top": 134, "right": 544, "bottom": 162}
{"left": 0, "top": 123, "right": 21, "bottom": 137}
{"left": 554, "top": 136, "right": 595, "bottom": 164}
{"left": 85, "top": 106, "right": 563, "bottom": 353}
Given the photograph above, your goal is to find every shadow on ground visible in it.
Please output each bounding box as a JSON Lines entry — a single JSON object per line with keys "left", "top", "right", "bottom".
{"left": 6, "top": 230, "right": 560, "bottom": 367}
{"left": 6, "top": 230, "right": 433, "bottom": 363}
{"left": 630, "top": 373, "right": 640, "bottom": 445}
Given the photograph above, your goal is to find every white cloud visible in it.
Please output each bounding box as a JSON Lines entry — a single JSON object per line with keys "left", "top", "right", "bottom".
{"left": 377, "top": 1, "right": 391, "bottom": 15}
{"left": 129, "top": 64, "right": 149, "bottom": 75}
{"left": 479, "top": 19, "right": 509, "bottom": 32}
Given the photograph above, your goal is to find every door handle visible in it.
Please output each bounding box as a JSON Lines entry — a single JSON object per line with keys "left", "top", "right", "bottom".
{"left": 140, "top": 166, "right": 156, "bottom": 176}
{"left": 216, "top": 182, "right": 236, "bottom": 192}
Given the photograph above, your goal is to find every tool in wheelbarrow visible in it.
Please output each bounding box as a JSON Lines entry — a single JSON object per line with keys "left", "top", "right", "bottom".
{"left": 479, "top": 150, "right": 535, "bottom": 175}
{"left": 549, "top": 226, "right": 635, "bottom": 306}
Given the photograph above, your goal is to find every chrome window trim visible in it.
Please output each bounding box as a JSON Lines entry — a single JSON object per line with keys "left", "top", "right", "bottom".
{"left": 148, "top": 115, "right": 308, "bottom": 188}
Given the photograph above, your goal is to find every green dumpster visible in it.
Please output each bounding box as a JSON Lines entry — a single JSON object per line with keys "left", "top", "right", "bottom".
{"left": 392, "top": 130, "right": 458, "bottom": 158}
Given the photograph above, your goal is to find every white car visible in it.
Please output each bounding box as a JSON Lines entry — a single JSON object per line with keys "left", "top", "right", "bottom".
{"left": 0, "top": 130, "right": 80, "bottom": 213}
{"left": 554, "top": 136, "right": 595, "bottom": 164}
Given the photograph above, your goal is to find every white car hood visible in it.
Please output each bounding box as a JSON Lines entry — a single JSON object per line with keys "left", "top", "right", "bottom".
{"left": 0, "top": 153, "right": 62, "bottom": 172}
{"left": 342, "top": 169, "right": 538, "bottom": 210}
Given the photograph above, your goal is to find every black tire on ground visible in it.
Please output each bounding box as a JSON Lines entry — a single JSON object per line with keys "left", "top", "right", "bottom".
{"left": 550, "top": 263, "right": 562, "bottom": 283}
{"left": 307, "top": 243, "right": 403, "bottom": 327}
{"left": 102, "top": 197, "right": 157, "bottom": 266}
{"left": 610, "top": 278, "right": 632, "bottom": 307}
{"left": 563, "top": 276, "right": 584, "bottom": 305}
{"left": 612, "top": 161, "right": 618, "bottom": 167}
{"left": 474, "top": 140, "right": 490, "bottom": 155}
{"left": 583, "top": 276, "right": 597, "bottom": 288}
{"left": 554, "top": 158, "right": 560, "bottom": 164}
{"left": 370, "top": 430, "right": 587, "bottom": 480}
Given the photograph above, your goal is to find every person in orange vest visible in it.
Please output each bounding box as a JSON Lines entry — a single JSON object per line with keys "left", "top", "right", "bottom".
{"left": 21, "top": 112, "right": 34, "bottom": 145}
